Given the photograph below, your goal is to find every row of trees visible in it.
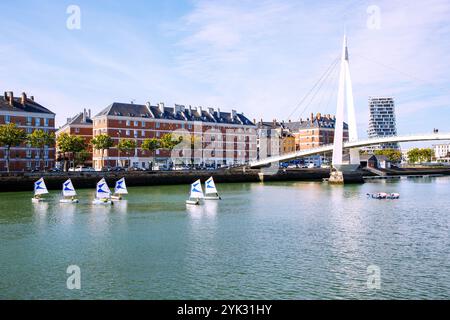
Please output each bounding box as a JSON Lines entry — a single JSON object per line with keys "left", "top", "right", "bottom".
{"left": 0, "top": 123, "right": 185, "bottom": 172}
{"left": 0, "top": 123, "right": 56, "bottom": 173}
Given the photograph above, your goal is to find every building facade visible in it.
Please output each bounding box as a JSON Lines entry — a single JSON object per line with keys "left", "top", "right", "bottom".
{"left": 433, "top": 143, "right": 450, "bottom": 163}
{"left": 92, "top": 102, "right": 257, "bottom": 170}
{"left": 285, "top": 113, "right": 349, "bottom": 152}
{"left": 256, "top": 120, "right": 296, "bottom": 159}
{"left": 56, "top": 109, "right": 93, "bottom": 167}
{"left": 367, "top": 97, "right": 399, "bottom": 150}
{"left": 0, "top": 91, "right": 56, "bottom": 171}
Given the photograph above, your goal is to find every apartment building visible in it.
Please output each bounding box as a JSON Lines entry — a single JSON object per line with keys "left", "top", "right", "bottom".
{"left": 56, "top": 109, "right": 93, "bottom": 166}
{"left": 367, "top": 97, "right": 399, "bottom": 150}
{"left": 256, "top": 120, "right": 296, "bottom": 159}
{"left": 0, "top": 91, "right": 56, "bottom": 171}
{"left": 92, "top": 102, "right": 257, "bottom": 169}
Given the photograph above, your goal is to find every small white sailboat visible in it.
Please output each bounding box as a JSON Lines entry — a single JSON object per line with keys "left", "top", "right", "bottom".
{"left": 60, "top": 179, "right": 79, "bottom": 203}
{"left": 204, "top": 176, "right": 221, "bottom": 200}
{"left": 32, "top": 178, "right": 48, "bottom": 202}
{"left": 186, "top": 179, "right": 204, "bottom": 205}
{"left": 92, "top": 178, "right": 113, "bottom": 205}
{"left": 111, "top": 178, "right": 127, "bottom": 201}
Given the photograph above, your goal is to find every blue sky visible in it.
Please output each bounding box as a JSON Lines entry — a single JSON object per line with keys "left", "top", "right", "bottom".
{"left": 1, "top": 0, "right": 449, "bottom": 144}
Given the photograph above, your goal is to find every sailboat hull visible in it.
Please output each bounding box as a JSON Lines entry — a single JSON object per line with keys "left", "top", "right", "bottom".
{"left": 31, "top": 198, "right": 45, "bottom": 203}
{"left": 204, "top": 195, "right": 221, "bottom": 200}
{"left": 186, "top": 199, "right": 200, "bottom": 205}
{"left": 92, "top": 199, "right": 113, "bottom": 205}
{"left": 60, "top": 198, "right": 79, "bottom": 203}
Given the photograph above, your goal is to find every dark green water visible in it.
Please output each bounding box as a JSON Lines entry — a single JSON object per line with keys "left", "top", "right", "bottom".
{"left": 0, "top": 177, "right": 449, "bottom": 299}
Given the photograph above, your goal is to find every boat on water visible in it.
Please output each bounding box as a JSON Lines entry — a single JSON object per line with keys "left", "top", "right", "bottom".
{"left": 204, "top": 177, "right": 221, "bottom": 200}
{"left": 367, "top": 192, "right": 400, "bottom": 200}
{"left": 32, "top": 178, "right": 48, "bottom": 202}
{"left": 111, "top": 178, "right": 127, "bottom": 201}
{"left": 92, "top": 178, "right": 113, "bottom": 205}
{"left": 60, "top": 179, "right": 79, "bottom": 203}
{"left": 186, "top": 179, "right": 204, "bottom": 205}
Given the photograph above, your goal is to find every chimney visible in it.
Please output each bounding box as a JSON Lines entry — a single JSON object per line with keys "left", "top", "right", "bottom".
{"left": 158, "top": 102, "right": 165, "bottom": 113}
{"left": 310, "top": 113, "right": 314, "bottom": 123}
{"left": 7, "top": 92, "right": 13, "bottom": 106}
{"left": 82, "top": 108, "right": 87, "bottom": 122}
{"left": 88, "top": 109, "right": 91, "bottom": 119}
{"left": 30, "top": 96, "right": 34, "bottom": 101}
{"left": 231, "top": 109, "right": 237, "bottom": 119}
{"left": 21, "top": 92, "right": 27, "bottom": 105}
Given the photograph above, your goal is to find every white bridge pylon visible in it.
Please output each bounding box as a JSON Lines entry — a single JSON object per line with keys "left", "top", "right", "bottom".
{"left": 333, "top": 34, "right": 360, "bottom": 168}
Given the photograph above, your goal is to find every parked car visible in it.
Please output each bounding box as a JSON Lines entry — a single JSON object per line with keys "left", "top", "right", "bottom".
{"left": 74, "top": 166, "right": 95, "bottom": 172}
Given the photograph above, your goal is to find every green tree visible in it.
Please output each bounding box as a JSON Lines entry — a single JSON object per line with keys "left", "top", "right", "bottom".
{"left": 374, "top": 149, "right": 402, "bottom": 163}
{"left": 142, "top": 138, "right": 160, "bottom": 170}
{"left": 407, "top": 148, "right": 434, "bottom": 164}
{"left": 91, "top": 134, "right": 113, "bottom": 170}
{"left": 56, "top": 133, "right": 87, "bottom": 171}
{"left": 159, "top": 133, "right": 182, "bottom": 150}
{"left": 27, "top": 129, "right": 56, "bottom": 171}
{"left": 74, "top": 149, "right": 90, "bottom": 167}
{"left": 117, "top": 139, "right": 137, "bottom": 168}
{"left": 0, "top": 123, "right": 27, "bottom": 172}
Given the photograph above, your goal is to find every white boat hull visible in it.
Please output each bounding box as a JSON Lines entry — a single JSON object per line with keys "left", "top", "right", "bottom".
{"left": 92, "top": 199, "right": 113, "bottom": 205}
{"left": 204, "top": 195, "right": 221, "bottom": 200}
{"left": 60, "top": 199, "right": 79, "bottom": 204}
{"left": 186, "top": 199, "right": 200, "bottom": 205}
{"left": 111, "top": 195, "right": 123, "bottom": 201}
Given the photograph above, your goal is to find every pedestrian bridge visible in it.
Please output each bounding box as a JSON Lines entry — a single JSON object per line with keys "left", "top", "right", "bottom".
{"left": 250, "top": 133, "right": 450, "bottom": 168}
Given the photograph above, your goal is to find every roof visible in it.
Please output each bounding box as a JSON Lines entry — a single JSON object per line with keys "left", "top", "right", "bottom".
{"left": 285, "top": 117, "right": 348, "bottom": 131}
{"left": 65, "top": 112, "right": 93, "bottom": 126}
{"left": 95, "top": 102, "right": 255, "bottom": 126}
{"left": 0, "top": 95, "right": 55, "bottom": 115}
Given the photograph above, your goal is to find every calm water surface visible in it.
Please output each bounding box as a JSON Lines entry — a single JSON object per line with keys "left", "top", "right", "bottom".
{"left": 0, "top": 177, "right": 449, "bottom": 299}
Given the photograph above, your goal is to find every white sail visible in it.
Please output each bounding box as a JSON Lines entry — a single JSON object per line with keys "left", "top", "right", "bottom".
{"left": 34, "top": 178, "right": 48, "bottom": 195}
{"left": 96, "top": 178, "right": 111, "bottom": 199}
{"left": 62, "top": 179, "right": 77, "bottom": 197}
{"left": 190, "top": 179, "right": 204, "bottom": 199}
{"left": 205, "top": 177, "right": 218, "bottom": 195}
{"left": 114, "top": 178, "right": 128, "bottom": 195}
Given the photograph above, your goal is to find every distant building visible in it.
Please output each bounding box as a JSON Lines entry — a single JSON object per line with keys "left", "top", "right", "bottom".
{"left": 285, "top": 113, "right": 349, "bottom": 152}
{"left": 56, "top": 109, "right": 93, "bottom": 167}
{"left": 92, "top": 102, "right": 256, "bottom": 169}
{"left": 433, "top": 143, "right": 450, "bottom": 163}
{"left": 367, "top": 97, "right": 399, "bottom": 151}
{"left": 0, "top": 91, "right": 56, "bottom": 171}
{"left": 256, "top": 120, "right": 295, "bottom": 159}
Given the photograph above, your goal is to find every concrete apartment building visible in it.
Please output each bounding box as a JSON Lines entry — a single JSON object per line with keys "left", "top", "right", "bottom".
{"left": 367, "top": 97, "right": 399, "bottom": 150}
{"left": 92, "top": 102, "right": 257, "bottom": 170}
{"left": 56, "top": 109, "right": 93, "bottom": 167}
{"left": 0, "top": 91, "right": 56, "bottom": 171}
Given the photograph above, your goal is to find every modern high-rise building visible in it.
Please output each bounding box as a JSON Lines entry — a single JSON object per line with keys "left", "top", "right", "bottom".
{"left": 367, "top": 97, "right": 399, "bottom": 150}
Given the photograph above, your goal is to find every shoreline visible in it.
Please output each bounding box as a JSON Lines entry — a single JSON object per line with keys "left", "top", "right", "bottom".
{"left": 0, "top": 167, "right": 449, "bottom": 192}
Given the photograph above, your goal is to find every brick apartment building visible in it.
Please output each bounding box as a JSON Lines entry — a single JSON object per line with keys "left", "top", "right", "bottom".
{"left": 285, "top": 113, "right": 349, "bottom": 151}
{"left": 56, "top": 109, "right": 93, "bottom": 167}
{"left": 0, "top": 91, "right": 56, "bottom": 171}
{"left": 92, "top": 102, "right": 257, "bottom": 170}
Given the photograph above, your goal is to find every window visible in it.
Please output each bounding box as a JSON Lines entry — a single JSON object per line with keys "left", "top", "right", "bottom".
{"left": 35, "top": 118, "right": 41, "bottom": 126}
{"left": 156, "top": 132, "right": 160, "bottom": 137}
{"left": 141, "top": 121, "right": 145, "bottom": 127}
{"left": 44, "top": 150, "right": 49, "bottom": 159}
{"left": 126, "top": 130, "right": 130, "bottom": 136}
{"left": 26, "top": 149, "right": 31, "bottom": 158}
{"left": 126, "top": 120, "right": 131, "bottom": 126}
{"left": 27, "top": 117, "right": 32, "bottom": 125}
{"left": 27, "top": 128, "right": 32, "bottom": 134}
{"left": 26, "top": 161, "right": 31, "bottom": 168}
{"left": 134, "top": 121, "right": 138, "bottom": 127}
{"left": 141, "top": 130, "right": 145, "bottom": 137}
{"left": 5, "top": 115, "right": 10, "bottom": 124}
{"left": 44, "top": 118, "right": 49, "bottom": 127}
{"left": 156, "top": 122, "right": 160, "bottom": 128}
{"left": 75, "top": 128, "right": 80, "bottom": 133}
